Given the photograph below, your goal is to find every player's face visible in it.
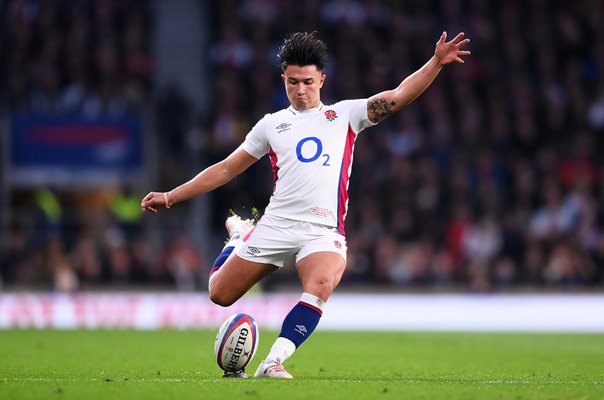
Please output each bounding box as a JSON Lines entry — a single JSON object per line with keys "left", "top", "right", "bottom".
{"left": 282, "top": 65, "right": 325, "bottom": 111}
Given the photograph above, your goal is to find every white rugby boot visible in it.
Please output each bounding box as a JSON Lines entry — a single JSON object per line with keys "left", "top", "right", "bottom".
{"left": 224, "top": 214, "right": 255, "bottom": 245}
{"left": 254, "top": 358, "right": 293, "bottom": 379}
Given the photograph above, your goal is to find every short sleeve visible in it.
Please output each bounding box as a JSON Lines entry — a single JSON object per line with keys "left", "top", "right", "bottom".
{"left": 345, "top": 99, "right": 377, "bottom": 133}
{"left": 239, "top": 114, "right": 270, "bottom": 159}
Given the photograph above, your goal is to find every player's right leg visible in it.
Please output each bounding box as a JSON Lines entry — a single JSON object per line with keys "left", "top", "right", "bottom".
{"left": 208, "top": 215, "right": 277, "bottom": 307}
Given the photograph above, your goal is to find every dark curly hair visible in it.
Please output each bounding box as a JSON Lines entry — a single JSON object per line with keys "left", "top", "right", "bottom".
{"left": 277, "top": 31, "right": 329, "bottom": 71}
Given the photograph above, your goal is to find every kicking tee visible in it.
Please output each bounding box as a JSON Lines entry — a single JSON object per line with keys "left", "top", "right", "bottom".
{"left": 239, "top": 99, "right": 376, "bottom": 234}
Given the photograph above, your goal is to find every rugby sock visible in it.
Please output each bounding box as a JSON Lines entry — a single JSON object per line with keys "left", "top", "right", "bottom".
{"left": 266, "top": 292, "right": 325, "bottom": 363}
{"left": 208, "top": 246, "right": 234, "bottom": 286}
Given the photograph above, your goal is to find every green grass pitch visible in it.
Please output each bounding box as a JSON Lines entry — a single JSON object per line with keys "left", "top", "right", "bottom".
{"left": 1, "top": 330, "right": 603, "bottom": 399}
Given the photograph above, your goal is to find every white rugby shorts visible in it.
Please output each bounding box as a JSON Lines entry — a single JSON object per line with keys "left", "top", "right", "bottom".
{"left": 235, "top": 214, "right": 347, "bottom": 268}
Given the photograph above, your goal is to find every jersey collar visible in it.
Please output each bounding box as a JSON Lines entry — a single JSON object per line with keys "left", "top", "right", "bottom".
{"left": 288, "top": 103, "right": 325, "bottom": 115}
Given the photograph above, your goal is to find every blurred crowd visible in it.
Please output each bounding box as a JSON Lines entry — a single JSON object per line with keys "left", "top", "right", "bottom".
{"left": 2, "top": 0, "right": 604, "bottom": 292}
{"left": 201, "top": 0, "right": 604, "bottom": 291}
{"left": 0, "top": 0, "right": 173, "bottom": 291}
{"left": 1, "top": 0, "right": 153, "bottom": 116}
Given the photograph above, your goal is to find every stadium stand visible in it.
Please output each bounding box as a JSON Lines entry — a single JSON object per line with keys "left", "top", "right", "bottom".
{"left": 1, "top": 0, "right": 603, "bottom": 292}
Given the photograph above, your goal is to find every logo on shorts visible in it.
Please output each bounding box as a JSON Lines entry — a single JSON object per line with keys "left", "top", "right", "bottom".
{"left": 246, "top": 246, "right": 261, "bottom": 256}
{"left": 334, "top": 240, "right": 342, "bottom": 249}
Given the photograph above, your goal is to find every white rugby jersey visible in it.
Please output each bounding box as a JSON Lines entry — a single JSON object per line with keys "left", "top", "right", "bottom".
{"left": 239, "top": 99, "right": 376, "bottom": 234}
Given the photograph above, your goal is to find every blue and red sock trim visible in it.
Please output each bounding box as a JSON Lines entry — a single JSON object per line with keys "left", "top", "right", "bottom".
{"left": 209, "top": 246, "right": 234, "bottom": 279}
{"left": 298, "top": 300, "right": 323, "bottom": 316}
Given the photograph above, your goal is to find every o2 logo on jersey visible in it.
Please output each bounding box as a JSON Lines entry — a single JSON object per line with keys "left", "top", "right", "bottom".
{"left": 296, "top": 137, "right": 330, "bottom": 166}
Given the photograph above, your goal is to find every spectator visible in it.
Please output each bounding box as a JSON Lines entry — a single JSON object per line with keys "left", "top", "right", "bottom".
{"left": 3, "top": 0, "right": 604, "bottom": 291}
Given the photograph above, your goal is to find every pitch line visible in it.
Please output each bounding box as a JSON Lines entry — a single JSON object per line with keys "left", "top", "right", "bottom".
{"left": 2, "top": 377, "right": 603, "bottom": 385}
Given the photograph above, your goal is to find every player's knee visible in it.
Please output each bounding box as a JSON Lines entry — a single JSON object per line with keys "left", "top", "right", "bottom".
{"left": 209, "top": 285, "right": 236, "bottom": 307}
{"left": 306, "top": 278, "right": 337, "bottom": 301}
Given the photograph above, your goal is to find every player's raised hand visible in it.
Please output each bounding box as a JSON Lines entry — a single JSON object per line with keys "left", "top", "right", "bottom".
{"left": 434, "top": 31, "right": 471, "bottom": 65}
{"left": 140, "top": 191, "right": 171, "bottom": 213}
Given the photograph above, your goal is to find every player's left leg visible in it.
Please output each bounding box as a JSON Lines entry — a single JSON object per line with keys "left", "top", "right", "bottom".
{"left": 255, "top": 251, "right": 346, "bottom": 379}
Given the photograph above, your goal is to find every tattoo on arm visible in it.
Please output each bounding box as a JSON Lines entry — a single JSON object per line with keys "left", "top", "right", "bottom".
{"left": 368, "top": 98, "right": 397, "bottom": 122}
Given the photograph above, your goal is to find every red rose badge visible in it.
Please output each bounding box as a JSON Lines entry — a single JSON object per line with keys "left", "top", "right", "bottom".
{"left": 324, "top": 109, "right": 338, "bottom": 121}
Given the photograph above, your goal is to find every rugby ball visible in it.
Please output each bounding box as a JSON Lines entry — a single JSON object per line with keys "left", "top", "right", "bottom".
{"left": 214, "top": 313, "right": 259, "bottom": 372}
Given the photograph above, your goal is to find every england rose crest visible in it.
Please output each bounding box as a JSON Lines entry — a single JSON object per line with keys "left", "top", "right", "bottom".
{"left": 324, "top": 109, "right": 338, "bottom": 121}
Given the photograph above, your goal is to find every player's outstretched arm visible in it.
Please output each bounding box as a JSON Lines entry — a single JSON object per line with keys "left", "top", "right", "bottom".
{"left": 141, "top": 148, "right": 258, "bottom": 213}
{"left": 367, "top": 31, "right": 470, "bottom": 124}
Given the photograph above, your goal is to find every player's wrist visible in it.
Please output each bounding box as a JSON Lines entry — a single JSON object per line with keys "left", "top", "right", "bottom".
{"left": 163, "top": 191, "right": 173, "bottom": 208}
{"left": 431, "top": 54, "right": 445, "bottom": 68}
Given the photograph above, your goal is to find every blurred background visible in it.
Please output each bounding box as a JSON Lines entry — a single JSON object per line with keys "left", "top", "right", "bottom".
{"left": 1, "top": 0, "right": 604, "bottom": 295}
